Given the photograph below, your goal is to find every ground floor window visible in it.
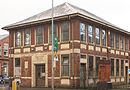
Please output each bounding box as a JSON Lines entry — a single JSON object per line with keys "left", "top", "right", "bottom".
{"left": 116, "top": 59, "right": 119, "bottom": 76}
{"left": 96, "top": 57, "right": 100, "bottom": 76}
{"left": 61, "top": 54, "right": 69, "bottom": 77}
{"left": 121, "top": 60, "right": 124, "bottom": 76}
{"left": 111, "top": 59, "right": 114, "bottom": 76}
{"left": 88, "top": 55, "right": 93, "bottom": 77}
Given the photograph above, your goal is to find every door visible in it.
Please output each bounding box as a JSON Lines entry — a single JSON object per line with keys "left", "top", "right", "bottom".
{"left": 80, "top": 63, "right": 86, "bottom": 88}
{"left": 35, "top": 64, "right": 45, "bottom": 87}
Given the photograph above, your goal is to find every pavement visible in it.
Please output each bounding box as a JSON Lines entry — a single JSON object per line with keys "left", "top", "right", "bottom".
{"left": 0, "top": 84, "right": 130, "bottom": 90}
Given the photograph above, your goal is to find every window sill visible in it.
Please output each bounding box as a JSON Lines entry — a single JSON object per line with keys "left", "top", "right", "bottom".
{"left": 61, "top": 76, "right": 70, "bottom": 79}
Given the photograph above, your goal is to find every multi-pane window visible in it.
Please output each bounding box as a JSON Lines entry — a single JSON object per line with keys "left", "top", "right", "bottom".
{"left": 80, "top": 23, "right": 86, "bottom": 42}
{"left": 15, "top": 58, "right": 20, "bottom": 67}
{"left": 61, "top": 54, "right": 69, "bottom": 76}
{"left": 96, "top": 57, "right": 100, "bottom": 76}
{"left": 88, "top": 25, "right": 93, "bottom": 43}
{"left": 36, "top": 26, "right": 43, "bottom": 45}
{"left": 111, "top": 59, "right": 114, "bottom": 76}
{"left": 125, "top": 38, "right": 129, "bottom": 51}
{"left": 120, "top": 35, "right": 124, "bottom": 50}
{"left": 15, "top": 30, "right": 21, "bottom": 47}
{"left": 115, "top": 33, "right": 119, "bottom": 49}
{"left": 110, "top": 32, "right": 114, "bottom": 48}
{"left": 96, "top": 28, "right": 100, "bottom": 45}
{"left": 3, "top": 44, "right": 8, "bottom": 56}
{"left": 121, "top": 60, "right": 124, "bottom": 76}
{"left": 61, "top": 21, "right": 69, "bottom": 41}
{"left": 88, "top": 56, "right": 93, "bottom": 77}
{"left": 101, "top": 30, "right": 106, "bottom": 46}
{"left": 24, "top": 28, "right": 30, "bottom": 46}
{"left": 116, "top": 59, "right": 119, "bottom": 76}
{"left": 49, "top": 24, "right": 57, "bottom": 43}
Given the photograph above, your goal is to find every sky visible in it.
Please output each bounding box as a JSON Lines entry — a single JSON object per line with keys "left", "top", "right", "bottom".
{"left": 0, "top": 0, "right": 130, "bottom": 35}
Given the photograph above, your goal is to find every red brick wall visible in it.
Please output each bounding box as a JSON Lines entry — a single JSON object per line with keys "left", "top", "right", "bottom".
{"left": 21, "top": 56, "right": 32, "bottom": 77}
{"left": 21, "top": 79, "right": 31, "bottom": 87}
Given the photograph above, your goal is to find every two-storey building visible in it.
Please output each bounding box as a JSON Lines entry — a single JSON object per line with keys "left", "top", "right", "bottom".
{"left": 2, "top": 2, "right": 130, "bottom": 88}
{"left": 0, "top": 34, "right": 9, "bottom": 75}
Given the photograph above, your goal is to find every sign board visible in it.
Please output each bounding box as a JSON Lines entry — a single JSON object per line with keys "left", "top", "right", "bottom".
{"left": 54, "top": 57, "right": 58, "bottom": 61}
{"left": 128, "top": 69, "right": 130, "bottom": 74}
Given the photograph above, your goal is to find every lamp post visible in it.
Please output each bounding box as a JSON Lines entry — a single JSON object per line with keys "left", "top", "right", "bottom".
{"left": 51, "top": 0, "right": 54, "bottom": 90}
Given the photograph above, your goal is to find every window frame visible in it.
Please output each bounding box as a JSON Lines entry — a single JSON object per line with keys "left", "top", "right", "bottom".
{"left": 15, "top": 30, "right": 22, "bottom": 47}
{"left": 88, "top": 25, "right": 93, "bottom": 44}
{"left": 35, "top": 25, "right": 43, "bottom": 45}
{"left": 101, "top": 29, "right": 106, "bottom": 46}
{"left": 95, "top": 27, "right": 100, "bottom": 45}
{"left": 80, "top": 23, "right": 86, "bottom": 42}
{"left": 61, "top": 21, "right": 70, "bottom": 42}
{"left": 61, "top": 54, "right": 70, "bottom": 77}
{"left": 24, "top": 28, "right": 31, "bottom": 46}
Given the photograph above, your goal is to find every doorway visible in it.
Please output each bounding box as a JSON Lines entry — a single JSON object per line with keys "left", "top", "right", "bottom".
{"left": 35, "top": 64, "right": 45, "bottom": 87}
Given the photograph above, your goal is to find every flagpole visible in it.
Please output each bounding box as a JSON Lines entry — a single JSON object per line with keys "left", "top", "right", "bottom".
{"left": 51, "top": 0, "right": 54, "bottom": 90}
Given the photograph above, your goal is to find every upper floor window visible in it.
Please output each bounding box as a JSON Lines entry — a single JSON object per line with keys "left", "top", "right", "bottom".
{"left": 110, "top": 32, "right": 114, "bottom": 48}
{"left": 24, "top": 28, "right": 31, "bottom": 46}
{"left": 101, "top": 30, "right": 106, "bottom": 46}
{"left": 49, "top": 24, "right": 57, "bottom": 43}
{"left": 36, "top": 26, "right": 43, "bottom": 45}
{"left": 15, "top": 30, "right": 21, "bottom": 47}
{"left": 115, "top": 33, "right": 119, "bottom": 49}
{"left": 120, "top": 35, "right": 124, "bottom": 50}
{"left": 125, "top": 38, "right": 129, "bottom": 51}
{"left": 96, "top": 28, "right": 100, "bottom": 45}
{"left": 4, "top": 44, "right": 8, "bottom": 56}
{"left": 88, "top": 25, "right": 93, "bottom": 43}
{"left": 80, "top": 23, "right": 86, "bottom": 42}
{"left": 61, "top": 21, "right": 69, "bottom": 41}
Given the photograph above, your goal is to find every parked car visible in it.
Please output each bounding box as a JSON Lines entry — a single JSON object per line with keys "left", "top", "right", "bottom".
{"left": 0, "top": 75, "right": 4, "bottom": 84}
{"left": 3, "top": 75, "right": 10, "bottom": 83}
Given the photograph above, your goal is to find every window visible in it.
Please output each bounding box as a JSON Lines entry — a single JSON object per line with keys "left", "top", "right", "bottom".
{"left": 88, "top": 56, "right": 93, "bottom": 77}
{"left": 0, "top": 46, "right": 1, "bottom": 56}
{"left": 96, "top": 57, "right": 100, "bottom": 76}
{"left": 80, "top": 23, "right": 86, "bottom": 42}
{"left": 36, "top": 26, "right": 43, "bottom": 45}
{"left": 120, "top": 35, "right": 124, "bottom": 50}
{"left": 115, "top": 33, "right": 119, "bottom": 49}
{"left": 111, "top": 59, "right": 114, "bottom": 76}
{"left": 121, "top": 60, "right": 124, "bottom": 76}
{"left": 61, "top": 54, "right": 69, "bottom": 76}
{"left": 15, "top": 58, "right": 20, "bottom": 67}
{"left": 125, "top": 38, "right": 129, "bottom": 51}
{"left": 110, "top": 32, "right": 114, "bottom": 48}
{"left": 15, "top": 30, "right": 21, "bottom": 47}
{"left": 88, "top": 25, "right": 93, "bottom": 43}
{"left": 49, "top": 24, "right": 57, "bottom": 43}
{"left": 80, "top": 55, "right": 86, "bottom": 59}
{"left": 101, "top": 30, "right": 106, "bottom": 46}
{"left": 61, "top": 21, "right": 69, "bottom": 41}
{"left": 96, "top": 28, "right": 100, "bottom": 45}
{"left": 116, "top": 59, "right": 119, "bottom": 76}
{"left": 4, "top": 44, "right": 8, "bottom": 56}
{"left": 24, "top": 28, "right": 31, "bottom": 46}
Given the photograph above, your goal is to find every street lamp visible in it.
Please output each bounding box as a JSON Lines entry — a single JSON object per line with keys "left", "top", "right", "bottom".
{"left": 51, "top": 0, "right": 54, "bottom": 90}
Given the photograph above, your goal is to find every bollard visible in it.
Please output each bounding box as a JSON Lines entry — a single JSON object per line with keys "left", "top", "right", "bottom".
{"left": 12, "top": 80, "right": 17, "bottom": 90}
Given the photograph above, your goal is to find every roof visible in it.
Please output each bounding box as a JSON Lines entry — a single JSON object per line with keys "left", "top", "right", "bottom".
{"left": 0, "top": 34, "right": 9, "bottom": 40}
{"left": 2, "top": 2, "right": 130, "bottom": 34}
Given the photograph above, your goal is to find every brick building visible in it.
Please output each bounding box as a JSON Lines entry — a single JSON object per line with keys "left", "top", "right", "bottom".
{"left": 2, "top": 2, "right": 130, "bottom": 88}
{"left": 0, "top": 34, "right": 9, "bottom": 75}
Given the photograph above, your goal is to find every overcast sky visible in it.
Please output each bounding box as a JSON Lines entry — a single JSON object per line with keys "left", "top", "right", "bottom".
{"left": 0, "top": 0, "right": 130, "bottom": 35}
